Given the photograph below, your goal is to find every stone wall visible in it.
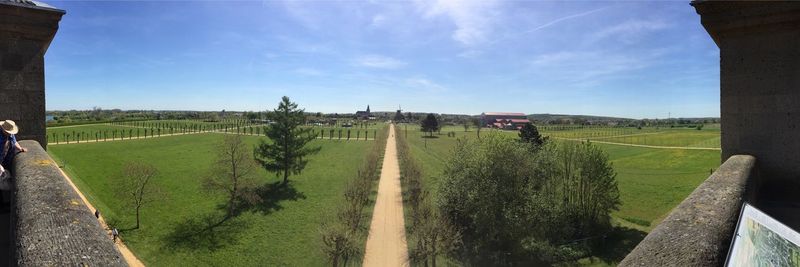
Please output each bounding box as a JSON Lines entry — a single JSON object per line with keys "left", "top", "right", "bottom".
{"left": 13, "top": 140, "right": 126, "bottom": 266}
{"left": 0, "top": 1, "right": 64, "bottom": 149}
{"left": 693, "top": 0, "right": 800, "bottom": 231}
{"left": 694, "top": 1, "right": 800, "bottom": 193}
{"left": 619, "top": 155, "right": 757, "bottom": 266}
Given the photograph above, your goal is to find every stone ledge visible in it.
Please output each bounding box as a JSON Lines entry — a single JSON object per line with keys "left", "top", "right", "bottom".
{"left": 619, "top": 155, "right": 756, "bottom": 266}
{"left": 13, "top": 140, "right": 126, "bottom": 266}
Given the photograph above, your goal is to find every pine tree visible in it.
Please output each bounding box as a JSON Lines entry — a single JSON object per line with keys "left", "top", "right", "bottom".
{"left": 518, "top": 122, "right": 546, "bottom": 146}
{"left": 254, "top": 96, "right": 321, "bottom": 185}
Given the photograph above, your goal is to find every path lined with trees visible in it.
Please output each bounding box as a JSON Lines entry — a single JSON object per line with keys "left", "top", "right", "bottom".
{"left": 363, "top": 124, "right": 409, "bottom": 266}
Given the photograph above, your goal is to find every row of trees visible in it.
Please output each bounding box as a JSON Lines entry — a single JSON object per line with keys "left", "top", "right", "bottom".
{"left": 320, "top": 126, "right": 389, "bottom": 266}
{"left": 437, "top": 131, "right": 620, "bottom": 264}
{"left": 396, "top": 125, "right": 461, "bottom": 266}
{"left": 312, "top": 129, "right": 377, "bottom": 141}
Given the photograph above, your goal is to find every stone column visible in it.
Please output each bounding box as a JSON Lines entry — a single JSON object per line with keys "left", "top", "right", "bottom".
{"left": 0, "top": 1, "right": 64, "bottom": 149}
{"left": 693, "top": 1, "right": 800, "bottom": 201}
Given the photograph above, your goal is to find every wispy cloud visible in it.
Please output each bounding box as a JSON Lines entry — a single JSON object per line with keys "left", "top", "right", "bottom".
{"left": 529, "top": 50, "right": 655, "bottom": 86}
{"left": 414, "top": 0, "right": 500, "bottom": 46}
{"left": 406, "top": 77, "right": 447, "bottom": 92}
{"left": 370, "top": 14, "right": 387, "bottom": 28}
{"left": 526, "top": 7, "right": 607, "bottom": 34}
{"left": 491, "top": 6, "right": 607, "bottom": 45}
{"left": 293, "top": 68, "right": 324, "bottom": 76}
{"left": 282, "top": 0, "right": 321, "bottom": 30}
{"left": 457, "top": 49, "right": 483, "bottom": 58}
{"left": 354, "top": 55, "right": 407, "bottom": 69}
{"left": 592, "top": 19, "right": 671, "bottom": 44}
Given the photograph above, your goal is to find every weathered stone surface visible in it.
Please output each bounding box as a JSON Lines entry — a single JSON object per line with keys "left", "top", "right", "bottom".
{"left": 14, "top": 140, "right": 126, "bottom": 266}
{"left": 619, "top": 155, "right": 756, "bottom": 266}
{"left": 693, "top": 1, "right": 800, "bottom": 186}
{"left": 0, "top": 1, "right": 63, "bottom": 149}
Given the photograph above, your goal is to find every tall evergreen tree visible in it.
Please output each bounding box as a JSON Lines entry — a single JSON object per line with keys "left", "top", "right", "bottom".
{"left": 519, "top": 122, "right": 546, "bottom": 146}
{"left": 420, "top": 113, "right": 440, "bottom": 137}
{"left": 254, "top": 96, "right": 321, "bottom": 185}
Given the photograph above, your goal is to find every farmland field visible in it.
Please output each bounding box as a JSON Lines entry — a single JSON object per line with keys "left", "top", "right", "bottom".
{"left": 47, "top": 132, "right": 375, "bottom": 266}
{"left": 401, "top": 124, "right": 720, "bottom": 265}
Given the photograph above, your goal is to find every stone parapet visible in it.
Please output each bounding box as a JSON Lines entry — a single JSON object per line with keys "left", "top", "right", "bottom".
{"left": 619, "top": 155, "right": 756, "bottom": 266}
{"left": 13, "top": 140, "right": 126, "bottom": 266}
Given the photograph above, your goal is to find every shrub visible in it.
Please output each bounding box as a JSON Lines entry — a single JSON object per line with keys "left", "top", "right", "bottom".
{"left": 437, "top": 133, "right": 619, "bottom": 264}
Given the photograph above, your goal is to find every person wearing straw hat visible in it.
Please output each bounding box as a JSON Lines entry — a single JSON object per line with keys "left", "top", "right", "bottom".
{"left": 1, "top": 120, "right": 27, "bottom": 190}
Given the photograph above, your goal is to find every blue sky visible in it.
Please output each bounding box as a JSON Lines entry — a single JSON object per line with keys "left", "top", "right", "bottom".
{"left": 45, "top": 0, "right": 719, "bottom": 118}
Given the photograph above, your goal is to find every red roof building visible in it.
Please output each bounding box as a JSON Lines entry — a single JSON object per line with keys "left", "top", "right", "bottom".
{"left": 481, "top": 112, "right": 530, "bottom": 129}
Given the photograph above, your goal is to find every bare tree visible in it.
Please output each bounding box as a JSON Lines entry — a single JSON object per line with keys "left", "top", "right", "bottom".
{"left": 120, "top": 162, "right": 164, "bottom": 229}
{"left": 320, "top": 218, "right": 361, "bottom": 267}
{"left": 203, "top": 134, "right": 262, "bottom": 217}
{"left": 471, "top": 117, "right": 482, "bottom": 139}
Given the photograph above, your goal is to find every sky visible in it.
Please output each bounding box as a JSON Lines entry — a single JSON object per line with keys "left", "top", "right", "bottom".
{"left": 44, "top": 0, "right": 720, "bottom": 119}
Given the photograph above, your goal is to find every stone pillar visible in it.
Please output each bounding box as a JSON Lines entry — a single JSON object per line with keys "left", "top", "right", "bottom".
{"left": 693, "top": 1, "right": 800, "bottom": 200}
{"left": 0, "top": 1, "right": 64, "bottom": 149}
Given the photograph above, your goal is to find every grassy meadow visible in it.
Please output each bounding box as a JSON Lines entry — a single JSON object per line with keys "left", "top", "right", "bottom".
{"left": 48, "top": 132, "right": 376, "bottom": 266}
{"left": 400, "top": 124, "right": 721, "bottom": 265}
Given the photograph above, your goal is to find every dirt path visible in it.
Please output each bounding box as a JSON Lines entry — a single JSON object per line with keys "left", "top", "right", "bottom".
{"left": 55, "top": 167, "right": 145, "bottom": 266}
{"left": 363, "top": 124, "right": 409, "bottom": 267}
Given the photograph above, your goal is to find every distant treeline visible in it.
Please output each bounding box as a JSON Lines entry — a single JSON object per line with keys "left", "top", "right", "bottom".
{"left": 46, "top": 108, "right": 719, "bottom": 128}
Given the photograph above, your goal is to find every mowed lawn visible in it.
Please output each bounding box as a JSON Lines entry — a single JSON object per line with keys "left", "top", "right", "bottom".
{"left": 538, "top": 126, "right": 721, "bottom": 149}
{"left": 403, "top": 124, "right": 720, "bottom": 230}
{"left": 593, "top": 143, "right": 719, "bottom": 229}
{"left": 597, "top": 129, "right": 720, "bottom": 148}
{"left": 48, "top": 133, "right": 371, "bottom": 266}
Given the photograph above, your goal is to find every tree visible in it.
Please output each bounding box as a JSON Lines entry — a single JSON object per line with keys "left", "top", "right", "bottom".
{"left": 119, "top": 162, "right": 164, "bottom": 229}
{"left": 420, "top": 113, "right": 439, "bottom": 137}
{"left": 519, "top": 122, "right": 546, "bottom": 146}
{"left": 471, "top": 117, "right": 482, "bottom": 139}
{"left": 245, "top": 112, "right": 259, "bottom": 121}
{"left": 437, "top": 133, "right": 620, "bottom": 264}
{"left": 409, "top": 199, "right": 461, "bottom": 267}
{"left": 203, "top": 135, "right": 262, "bottom": 217}
{"left": 394, "top": 110, "right": 405, "bottom": 122}
{"left": 255, "top": 96, "right": 321, "bottom": 185}
{"left": 320, "top": 219, "right": 361, "bottom": 267}
{"left": 462, "top": 120, "right": 470, "bottom": 132}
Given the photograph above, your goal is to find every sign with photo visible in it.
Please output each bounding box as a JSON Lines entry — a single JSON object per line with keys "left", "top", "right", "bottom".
{"left": 727, "top": 203, "right": 800, "bottom": 266}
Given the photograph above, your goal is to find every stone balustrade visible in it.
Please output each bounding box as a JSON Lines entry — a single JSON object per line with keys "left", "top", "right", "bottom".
{"left": 12, "top": 140, "right": 125, "bottom": 266}
{"left": 619, "top": 155, "right": 757, "bottom": 266}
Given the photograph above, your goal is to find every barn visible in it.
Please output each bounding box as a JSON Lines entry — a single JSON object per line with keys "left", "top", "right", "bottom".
{"left": 480, "top": 112, "right": 530, "bottom": 130}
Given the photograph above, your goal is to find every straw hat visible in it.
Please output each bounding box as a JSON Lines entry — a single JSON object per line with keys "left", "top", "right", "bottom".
{"left": 1, "top": 120, "right": 19, "bottom": 135}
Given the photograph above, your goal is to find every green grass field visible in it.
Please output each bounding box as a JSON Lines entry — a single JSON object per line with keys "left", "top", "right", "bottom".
{"left": 402, "top": 124, "right": 720, "bottom": 265}
{"left": 596, "top": 130, "right": 720, "bottom": 148}
{"left": 48, "top": 133, "right": 372, "bottom": 266}
{"left": 535, "top": 125, "right": 720, "bottom": 149}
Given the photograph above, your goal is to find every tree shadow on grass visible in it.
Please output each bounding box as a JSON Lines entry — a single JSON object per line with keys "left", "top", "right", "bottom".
{"left": 237, "top": 181, "right": 307, "bottom": 215}
{"left": 593, "top": 226, "right": 647, "bottom": 263}
{"left": 421, "top": 135, "right": 439, "bottom": 139}
{"left": 161, "top": 213, "right": 249, "bottom": 252}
